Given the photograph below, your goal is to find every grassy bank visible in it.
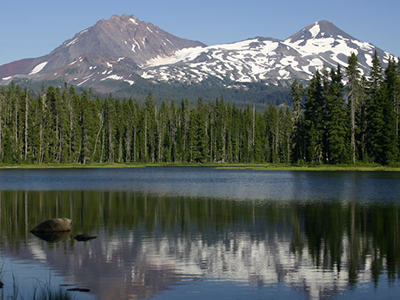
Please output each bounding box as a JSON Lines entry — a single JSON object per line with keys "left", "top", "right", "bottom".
{"left": 215, "top": 164, "right": 400, "bottom": 171}
{"left": 0, "top": 162, "right": 399, "bottom": 171}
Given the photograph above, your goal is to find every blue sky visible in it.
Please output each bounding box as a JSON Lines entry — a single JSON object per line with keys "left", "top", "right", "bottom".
{"left": 0, "top": 0, "right": 399, "bottom": 66}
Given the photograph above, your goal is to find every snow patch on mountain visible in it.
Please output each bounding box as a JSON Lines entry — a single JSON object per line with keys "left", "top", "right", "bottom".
{"left": 309, "top": 23, "right": 320, "bottom": 38}
{"left": 124, "top": 79, "right": 135, "bottom": 85}
{"left": 145, "top": 46, "right": 205, "bottom": 67}
{"left": 29, "top": 62, "right": 48, "bottom": 75}
{"left": 66, "top": 38, "right": 79, "bottom": 47}
{"left": 101, "top": 74, "right": 124, "bottom": 81}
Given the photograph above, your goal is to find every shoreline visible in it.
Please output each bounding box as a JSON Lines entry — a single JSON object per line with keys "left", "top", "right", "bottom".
{"left": 0, "top": 162, "right": 399, "bottom": 171}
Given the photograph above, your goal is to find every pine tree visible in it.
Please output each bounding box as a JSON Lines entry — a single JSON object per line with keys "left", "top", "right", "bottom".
{"left": 396, "top": 59, "right": 400, "bottom": 142}
{"left": 22, "top": 87, "right": 29, "bottom": 162}
{"left": 282, "top": 104, "right": 292, "bottom": 164}
{"left": 304, "top": 71, "right": 324, "bottom": 163}
{"left": 215, "top": 97, "right": 227, "bottom": 162}
{"left": 105, "top": 94, "right": 116, "bottom": 163}
{"left": 290, "top": 80, "right": 305, "bottom": 163}
{"left": 122, "top": 99, "right": 133, "bottom": 163}
{"left": 356, "top": 76, "right": 369, "bottom": 161}
{"left": 0, "top": 87, "right": 5, "bottom": 162}
{"left": 80, "top": 91, "right": 96, "bottom": 164}
{"left": 325, "top": 66, "right": 348, "bottom": 164}
{"left": 145, "top": 92, "right": 156, "bottom": 162}
{"left": 346, "top": 53, "right": 362, "bottom": 164}
{"left": 366, "top": 51, "right": 385, "bottom": 163}
{"left": 380, "top": 58, "right": 399, "bottom": 164}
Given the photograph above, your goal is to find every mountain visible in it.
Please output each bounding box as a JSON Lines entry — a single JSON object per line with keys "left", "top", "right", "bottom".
{"left": 0, "top": 14, "right": 205, "bottom": 89}
{"left": 0, "top": 17, "right": 393, "bottom": 98}
{"left": 142, "top": 20, "right": 391, "bottom": 85}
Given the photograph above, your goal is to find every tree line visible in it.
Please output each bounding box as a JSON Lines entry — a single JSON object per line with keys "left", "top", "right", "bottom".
{"left": 291, "top": 52, "right": 399, "bottom": 165}
{"left": 0, "top": 51, "right": 398, "bottom": 165}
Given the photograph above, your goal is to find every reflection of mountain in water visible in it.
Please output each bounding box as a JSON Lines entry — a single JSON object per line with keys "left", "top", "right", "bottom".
{"left": 0, "top": 190, "right": 399, "bottom": 299}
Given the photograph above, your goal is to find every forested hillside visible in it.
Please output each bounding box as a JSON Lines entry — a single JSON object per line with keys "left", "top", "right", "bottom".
{"left": 0, "top": 52, "right": 398, "bottom": 165}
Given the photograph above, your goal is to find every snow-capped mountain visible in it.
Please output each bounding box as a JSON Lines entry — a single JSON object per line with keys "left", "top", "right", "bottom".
{"left": 0, "top": 17, "right": 393, "bottom": 91}
{"left": 0, "top": 14, "right": 205, "bottom": 88}
{"left": 141, "top": 20, "right": 392, "bottom": 85}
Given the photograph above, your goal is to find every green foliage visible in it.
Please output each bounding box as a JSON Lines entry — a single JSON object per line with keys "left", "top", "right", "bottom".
{"left": 1, "top": 53, "right": 399, "bottom": 165}
{"left": 300, "top": 55, "right": 399, "bottom": 165}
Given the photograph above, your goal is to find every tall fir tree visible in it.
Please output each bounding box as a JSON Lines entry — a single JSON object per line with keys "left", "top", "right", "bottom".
{"left": 380, "top": 58, "right": 399, "bottom": 164}
{"left": 290, "top": 80, "right": 305, "bottom": 163}
{"left": 325, "top": 66, "right": 349, "bottom": 164}
{"left": 346, "top": 53, "right": 362, "bottom": 164}
{"left": 366, "top": 51, "right": 386, "bottom": 163}
{"left": 304, "top": 71, "right": 324, "bottom": 163}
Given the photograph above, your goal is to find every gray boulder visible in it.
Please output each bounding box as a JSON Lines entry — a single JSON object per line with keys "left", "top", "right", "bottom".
{"left": 30, "top": 218, "right": 72, "bottom": 232}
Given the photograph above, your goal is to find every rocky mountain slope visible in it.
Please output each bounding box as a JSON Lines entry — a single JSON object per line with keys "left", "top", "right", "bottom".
{"left": 0, "top": 16, "right": 393, "bottom": 92}
{"left": 0, "top": 14, "right": 205, "bottom": 88}
{"left": 142, "top": 20, "right": 391, "bottom": 86}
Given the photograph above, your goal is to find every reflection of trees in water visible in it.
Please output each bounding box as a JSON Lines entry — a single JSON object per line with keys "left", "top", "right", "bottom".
{"left": 0, "top": 190, "right": 400, "bottom": 298}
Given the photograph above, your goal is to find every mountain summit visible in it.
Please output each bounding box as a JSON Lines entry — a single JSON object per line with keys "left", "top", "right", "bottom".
{"left": 54, "top": 14, "right": 205, "bottom": 66}
{"left": 0, "top": 14, "right": 205, "bottom": 87}
{"left": 141, "top": 20, "right": 391, "bottom": 85}
{"left": 0, "top": 17, "right": 393, "bottom": 92}
{"left": 286, "top": 20, "right": 355, "bottom": 43}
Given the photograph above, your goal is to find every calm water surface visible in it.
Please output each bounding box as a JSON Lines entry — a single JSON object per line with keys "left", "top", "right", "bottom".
{"left": 0, "top": 167, "right": 399, "bottom": 300}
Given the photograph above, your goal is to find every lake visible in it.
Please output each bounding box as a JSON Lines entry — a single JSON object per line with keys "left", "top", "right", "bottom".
{"left": 0, "top": 167, "right": 399, "bottom": 299}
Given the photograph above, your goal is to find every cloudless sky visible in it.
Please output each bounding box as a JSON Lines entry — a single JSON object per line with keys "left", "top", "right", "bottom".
{"left": 0, "top": 0, "right": 399, "bottom": 66}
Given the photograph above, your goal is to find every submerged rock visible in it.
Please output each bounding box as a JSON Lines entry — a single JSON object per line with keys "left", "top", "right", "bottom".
{"left": 74, "top": 234, "right": 97, "bottom": 242}
{"left": 30, "top": 218, "right": 72, "bottom": 232}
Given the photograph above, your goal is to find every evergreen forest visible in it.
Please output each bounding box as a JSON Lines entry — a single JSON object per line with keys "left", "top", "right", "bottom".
{"left": 0, "top": 52, "right": 399, "bottom": 166}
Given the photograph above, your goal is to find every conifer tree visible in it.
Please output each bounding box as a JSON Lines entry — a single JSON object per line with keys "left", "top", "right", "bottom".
{"left": 325, "top": 66, "right": 348, "bottom": 164}
{"left": 396, "top": 59, "right": 400, "bottom": 140}
{"left": 105, "top": 94, "right": 116, "bottom": 163}
{"left": 180, "top": 99, "right": 190, "bottom": 162}
{"left": 380, "top": 58, "right": 399, "bottom": 164}
{"left": 145, "top": 92, "right": 156, "bottom": 162}
{"left": 23, "top": 87, "right": 30, "bottom": 162}
{"left": 0, "top": 87, "right": 5, "bottom": 162}
{"left": 304, "top": 71, "right": 324, "bottom": 163}
{"left": 122, "top": 99, "right": 133, "bottom": 163}
{"left": 346, "top": 53, "right": 362, "bottom": 164}
{"left": 366, "top": 51, "right": 385, "bottom": 163}
{"left": 80, "top": 91, "right": 96, "bottom": 164}
{"left": 290, "top": 80, "right": 305, "bottom": 163}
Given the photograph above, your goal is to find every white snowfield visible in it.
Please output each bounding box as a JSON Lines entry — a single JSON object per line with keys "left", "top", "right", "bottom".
{"left": 140, "top": 21, "right": 392, "bottom": 85}
{"left": 3, "top": 20, "right": 394, "bottom": 88}
{"left": 28, "top": 62, "right": 48, "bottom": 75}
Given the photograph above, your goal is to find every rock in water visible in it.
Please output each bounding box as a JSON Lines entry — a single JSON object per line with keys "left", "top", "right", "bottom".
{"left": 74, "top": 234, "right": 97, "bottom": 242}
{"left": 30, "top": 218, "right": 72, "bottom": 232}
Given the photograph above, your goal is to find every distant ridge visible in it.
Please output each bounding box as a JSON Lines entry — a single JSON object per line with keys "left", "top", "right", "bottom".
{"left": 0, "top": 17, "right": 393, "bottom": 95}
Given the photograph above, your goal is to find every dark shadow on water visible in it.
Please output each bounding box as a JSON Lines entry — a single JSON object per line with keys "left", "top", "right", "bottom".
{"left": 30, "top": 231, "right": 71, "bottom": 243}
